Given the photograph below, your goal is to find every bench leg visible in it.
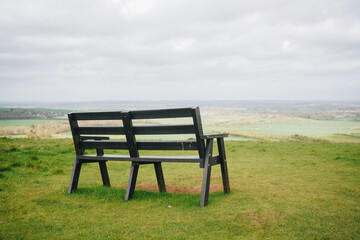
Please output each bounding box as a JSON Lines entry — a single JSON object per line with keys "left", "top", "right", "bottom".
{"left": 68, "top": 157, "right": 82, "bottom": 194}
{"left": 154, "top": 162, "right": 166, "bottom": 192}
{"left": 99, "top": 161, "right": 111, "bottom": 187}
{"left": 217, "top": 138, "right": 230, "bottom": 194}
{"left": 125, "top": 162, "right": 139, "bottom": 200}
{"left": 200, "top": 139, "right": 213, "bottom": 206}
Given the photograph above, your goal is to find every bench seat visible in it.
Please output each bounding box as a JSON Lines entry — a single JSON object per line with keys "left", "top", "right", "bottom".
{"left": 78, "top": 154, "right": 221, "bottom": 164}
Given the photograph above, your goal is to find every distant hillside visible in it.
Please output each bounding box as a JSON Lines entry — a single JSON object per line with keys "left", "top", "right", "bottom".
{"left": 0, "top": 108, "right": 71, "bottom": 119}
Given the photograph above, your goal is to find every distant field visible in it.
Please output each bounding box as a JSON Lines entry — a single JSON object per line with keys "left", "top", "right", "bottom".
{"left": 0, "top": 104, "right": 359, "bottom": 142}
{"left": 231, "top": 120, "right": 360, "bottom": 136}
{"left": 0, "top": 119, "right": 65, "bottom": 127}
{"left": 0, "top": 138, "right": 359, "bottom": 239}
{"left": 1, "top": 117, "right": 360, "bottom": 142}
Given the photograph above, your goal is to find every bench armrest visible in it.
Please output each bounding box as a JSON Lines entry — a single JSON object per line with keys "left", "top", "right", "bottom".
{"left": 200, "top": 133, "right": 228, "bottom": 139}
{"left": 80, "top": 136, "right": 110, "bottom": 140}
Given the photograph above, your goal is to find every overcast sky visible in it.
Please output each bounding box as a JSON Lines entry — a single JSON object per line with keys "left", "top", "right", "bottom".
{"left": 0, "top": 0, "right": 359, "bottom": 102}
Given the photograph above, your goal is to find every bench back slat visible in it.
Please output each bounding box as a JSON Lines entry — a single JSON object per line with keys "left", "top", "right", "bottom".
{"left": 130, "top": 108, "right": 193, "bottom": 119}
{"left": 80, "top": 140, "right": 128, "bottom": 150}
{"left": 133, "top": 125, "right": 195, "bottom": 135}
{"left": 137, "top": 141, "right": 198, "bottom": 150}
{"left": 69, "top": 107, "right": 204, "bottom": 157}
{"left": 72, "top": 111, "right": 123, "bottom": 120}
{"left": 76, "top": 125, "right": 195, "bottom": 135}
{"left": 77, "top": 126, "right": 125, "bottom": 135}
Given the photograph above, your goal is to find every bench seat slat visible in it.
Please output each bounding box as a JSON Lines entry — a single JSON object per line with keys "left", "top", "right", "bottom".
{"left": 80, "top": 140, "right": 198, "bottom": 151}
{"left": 78, "top": 154, "right": 219, "bottom": 163}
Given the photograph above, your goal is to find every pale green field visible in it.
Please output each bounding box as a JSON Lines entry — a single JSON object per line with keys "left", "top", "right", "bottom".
{"left": 0, "top": 119, "right": 65, "bottom": 127}
{"left": 237, "top": 120, "right": 360, "bottom": 136}
{"left": 1, "top": 116, "right": 360, "bottom": 142}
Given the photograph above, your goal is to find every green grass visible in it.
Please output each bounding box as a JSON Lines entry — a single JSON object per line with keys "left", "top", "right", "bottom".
{"left": 0, "top": 138, "right": 359, "bottom": 239}
{"left": 321, "top": 133, "right": 360, "bottom": 143}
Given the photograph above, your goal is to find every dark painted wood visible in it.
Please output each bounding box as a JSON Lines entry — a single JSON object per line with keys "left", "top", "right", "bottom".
{"left": 134, "top": 125, "right": 195, "bottom": 135}
{"left": 80, "top": 140, "right": 128, "bottom": 150}
{"left": 97, "top": 146, "right": 110, "bottom": 187}
{"left": 68, "top": 114, "right": 83, "bottom": 155}
{"left": 68, "top": 107, "right": 229, "bottom": 206}
{"left": 122, "top": 111, "right": 140, "bottom": 200}
{"left": 80, "top": 136, "right": 110, "bottom": 140}
{"left": 137, "top": 141, "right": 197, "bottom": 150}
{"left": 130, "top": 108, "right": 193, "bottom": 119}
{"left": 200, "top": 139, "right": 213, "bottom": 206}
{"left": 137, "top": 162, "right": 154, "bottom": 165}
{"left": 79, "top": 154, "right": 203, "bottom": 163}
{"left": 72, "top": 108, "right": 194, "bottom": 121}
{"left": 77, "top": 125, "right": 195, "bottom": 136}
{"left": 211, "top": 155, "right": 220, "bottom": 165}
{"left": 200, "top": 133, "right": 228, "bottom": 139}
{"left": 71, "top": 111, "right": 123, "bottom": 120}
{"left": 99, "top": 161, "right": 111, "bottom": 187}
{"left": 77, "top": 126, "right": 125, "bottom": 135}
{"left": 125, "top": 162, "right": 139, "bottom": 200}
{"left": 122, "top": 111, "right": 139, "bottom": 157}
{"left": 192, "top": 107, "right": 206, "bottom": 167}
{"left": 154, "top": 163, "right": 166, "bottom": 192}
{"left": 217, "top": 137, "right": 230, "bottom": 194}
{"left": 68, "top": 157, "right": 82, "bottom": 194}
{"left": 96, "top": 148, "right": 104, "bottom": 156}
{"left": 79, "top": 160, "right": 102, "bottom": 163}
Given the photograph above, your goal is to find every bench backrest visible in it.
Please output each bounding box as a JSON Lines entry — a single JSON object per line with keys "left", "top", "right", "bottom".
{"left": 68, "top": 107, "right": 206, "bottom": 159}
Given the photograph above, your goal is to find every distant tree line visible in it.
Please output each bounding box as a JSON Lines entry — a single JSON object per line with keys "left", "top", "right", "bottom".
{"left": 0, "top": 108, "right": 68, "bottom": 119}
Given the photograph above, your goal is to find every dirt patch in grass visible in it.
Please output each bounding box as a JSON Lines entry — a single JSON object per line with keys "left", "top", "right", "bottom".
{"left": 242, "top": 212, "right": 268, "bottom": 225}
{"left": 133, "top": 183, "right": 224, "bottom": 194}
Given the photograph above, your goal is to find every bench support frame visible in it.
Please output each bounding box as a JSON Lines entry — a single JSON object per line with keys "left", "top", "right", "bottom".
{"left": 68, "top": 138, "right": 230, "bottom": 206}
{"left": 154, "top": 162, "right": 166, "bottom": 192}
{"left": 125, "top": 162, "right": 139, "bottom": 200}
{"left": 67, "top": 108, "right": 230, "bottom": 206}
{"left": 68, "top": 157, "right": 81, "bottom": 194}
{"left": 200, "top": 139, "right": 213, "bottom": 206}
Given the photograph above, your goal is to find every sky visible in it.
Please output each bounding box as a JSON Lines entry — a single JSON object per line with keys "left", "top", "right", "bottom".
{"left": 0, "top": 0, "right": 359, "bottom": 102}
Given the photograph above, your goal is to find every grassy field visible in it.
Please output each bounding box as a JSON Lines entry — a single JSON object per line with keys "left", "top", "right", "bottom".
{"left": 0, "top": 119, "right": 65, "bottom": 127}
{"left": 0, "top": 138, "right": 359, "bottom": 239}
{"left": 1, "top": 116, "right": 360, "bottom": 143}
{"left": 236, "top": 120, "right": 360, "bottom": 136}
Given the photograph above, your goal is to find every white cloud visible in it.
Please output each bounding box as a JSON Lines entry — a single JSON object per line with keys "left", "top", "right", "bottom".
{"left": 0, "top": 0, "right": 359, "bottom": 101}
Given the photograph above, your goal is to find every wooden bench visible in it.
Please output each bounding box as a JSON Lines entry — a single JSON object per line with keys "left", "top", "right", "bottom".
{"left": 67, "top": 107, "right": 230, "bottom": 206}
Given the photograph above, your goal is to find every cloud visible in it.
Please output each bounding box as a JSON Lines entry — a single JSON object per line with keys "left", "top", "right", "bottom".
{"left": 0, "top": 0, "right": 359, "bottom": 101}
